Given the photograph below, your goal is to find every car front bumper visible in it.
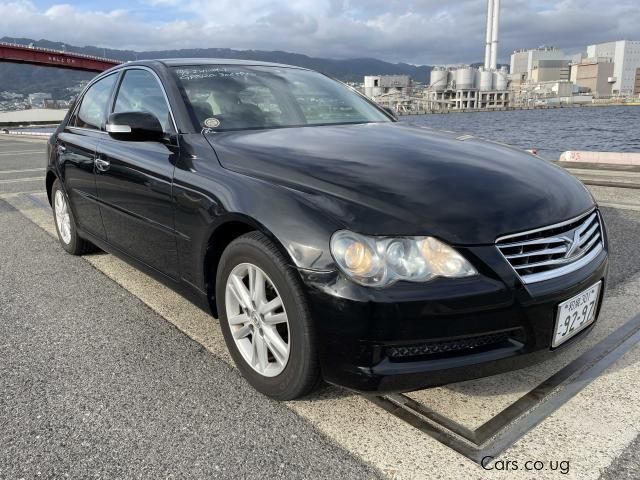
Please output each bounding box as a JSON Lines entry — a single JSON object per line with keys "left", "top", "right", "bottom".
{"left": 299, "top": 244, "right": 609, "bottom": 393}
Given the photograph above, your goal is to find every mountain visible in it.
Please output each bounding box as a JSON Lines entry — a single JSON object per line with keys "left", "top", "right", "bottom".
{"left": 0, "top": 37, "right": 433, "bottom": 98}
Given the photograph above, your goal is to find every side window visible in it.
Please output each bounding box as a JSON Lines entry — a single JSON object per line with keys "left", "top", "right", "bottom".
{"left": 73, "top": 74, "right": 117, "bottom": 130}
{"left": 113, "top": 70, "right": 173, "bottom": 133}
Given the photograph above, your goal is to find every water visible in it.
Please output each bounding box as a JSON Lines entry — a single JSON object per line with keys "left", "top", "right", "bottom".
{"left": 5, "top": 107, "right": 640, "bottom": 158}
{"left": 401, "top": 106, "right": 640, "bottom": 161}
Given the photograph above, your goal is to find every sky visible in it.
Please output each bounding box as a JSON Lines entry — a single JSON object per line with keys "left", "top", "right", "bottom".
{"left": 1, "top": 0, "right": 639, "bottom": 65}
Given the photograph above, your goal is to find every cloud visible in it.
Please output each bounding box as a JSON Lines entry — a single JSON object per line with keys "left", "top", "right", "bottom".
{"left": 1, "top": 0, "right": 639, "bottom": 64}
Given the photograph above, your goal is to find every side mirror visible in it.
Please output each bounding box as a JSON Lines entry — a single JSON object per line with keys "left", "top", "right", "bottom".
{"left": 106, "top": 111, "right": 164, "bottom": 141}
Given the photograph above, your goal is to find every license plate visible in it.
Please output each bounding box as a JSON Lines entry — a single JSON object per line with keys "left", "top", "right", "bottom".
{"left": 553, "top": 282, "right": 602, "bottom": 348}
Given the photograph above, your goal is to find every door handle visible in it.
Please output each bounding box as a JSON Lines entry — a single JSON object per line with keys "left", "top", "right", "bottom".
{"left": 95, "top": 157, "right": 110, "bottom": 172}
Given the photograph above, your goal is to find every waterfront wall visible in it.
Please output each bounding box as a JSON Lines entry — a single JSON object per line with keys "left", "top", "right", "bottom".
{"left": 0, "top": 108, "right": 67, "bottom": 127}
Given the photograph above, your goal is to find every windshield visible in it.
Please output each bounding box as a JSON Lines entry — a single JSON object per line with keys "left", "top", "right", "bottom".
{"left": 172, "top": 65, "right": 391, "bottom": 131}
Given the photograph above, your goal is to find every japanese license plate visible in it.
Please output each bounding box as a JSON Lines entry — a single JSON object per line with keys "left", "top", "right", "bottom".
{"left": 553, "top": 282, "right": 602, "bottom": 348}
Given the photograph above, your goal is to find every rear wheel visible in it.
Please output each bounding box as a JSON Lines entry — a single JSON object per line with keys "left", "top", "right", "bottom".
{"left": 216, "top": 231, "right": 320, "bottom": 400}
{"left": 51, "top": 179, "right": 98, "bottom": 255}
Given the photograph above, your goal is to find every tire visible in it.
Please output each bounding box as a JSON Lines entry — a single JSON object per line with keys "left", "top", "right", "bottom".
{"left": 216, "top": 231, "right": 320, "bottom": 400}
{"left": 51, "top": 179, "right": 98, "bottom": 255}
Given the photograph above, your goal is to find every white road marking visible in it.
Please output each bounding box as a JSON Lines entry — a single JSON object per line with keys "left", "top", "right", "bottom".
{"left": 0, "top": 168, "right": 46, "bottom": 175}
{"left": 0, "top": 150, "right": 44, "bottom": 156}
{"left": 0, "top": 136, "right": 48, "bottom": 145}
{"left": 0, "top": 177, "right": 43, "bottom": 184}
{"left": 599, "top": 202, "right": 640, "bottom": 212}
{"left": 568, "top": 168, "right": 640, "bottom": 179}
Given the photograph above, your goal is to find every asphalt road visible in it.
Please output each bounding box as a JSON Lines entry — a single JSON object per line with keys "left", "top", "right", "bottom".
{"left": 600, "top": 435, "right": 640, "bottom": 480}
{"left": 0, "top": 136, "right": 46, "bottom": 195}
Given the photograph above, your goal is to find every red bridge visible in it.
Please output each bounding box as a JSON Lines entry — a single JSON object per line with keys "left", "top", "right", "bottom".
{"left": 0, "top": 42, "right": 121, "bottom": 72}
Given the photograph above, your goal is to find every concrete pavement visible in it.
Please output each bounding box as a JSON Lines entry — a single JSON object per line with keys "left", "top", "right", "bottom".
{"left": 2, "top": 134, "right": 640, "bottom": 479}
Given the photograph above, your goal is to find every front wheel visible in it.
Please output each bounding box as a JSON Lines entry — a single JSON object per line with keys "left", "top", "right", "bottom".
{"left": 216, "top": 231, "right": 320, "bottom": 400}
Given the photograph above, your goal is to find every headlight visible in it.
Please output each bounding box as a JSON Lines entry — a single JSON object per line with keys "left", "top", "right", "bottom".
{"left": 330, "top": 230, "right": 477, "bottom": 287}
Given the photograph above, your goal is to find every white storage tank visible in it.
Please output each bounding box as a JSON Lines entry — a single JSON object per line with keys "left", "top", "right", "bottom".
{"left": 479, "top": 69, "right": 493, "bottom": 91}
{"left": 455, "top": 67, "right": 475, "bottom": 90}
{"left": 494, "top": 70, "right": 508, "bottom": 90}
{"left": 430, "top": 68, "right": 449, "bottom": 92}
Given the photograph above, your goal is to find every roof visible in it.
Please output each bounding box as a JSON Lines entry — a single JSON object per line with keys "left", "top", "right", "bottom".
{"left": 120, "top": 58, "right": 307, "bottom": 70}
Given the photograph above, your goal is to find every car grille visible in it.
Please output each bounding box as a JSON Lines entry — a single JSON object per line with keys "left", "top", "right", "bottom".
{"left": 386, "top": 330, "right": 522, "bottom": 359}
{"left": 496, "top": 209, "right": 604, "bottom": 284}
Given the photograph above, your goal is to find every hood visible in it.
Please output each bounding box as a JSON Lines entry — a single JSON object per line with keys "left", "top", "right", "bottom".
{"left": 206, "top": 122, "right": 594, "bottom": 245}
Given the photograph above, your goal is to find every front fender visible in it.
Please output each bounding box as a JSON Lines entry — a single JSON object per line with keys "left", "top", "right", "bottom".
{"left": 172, "top": 135, "right": 343, "bottom": 290}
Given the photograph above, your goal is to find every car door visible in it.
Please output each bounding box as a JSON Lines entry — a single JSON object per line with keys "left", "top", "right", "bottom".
{"left": 56, "top": 73, "right": 118, "bottom": 239}
{"left": 94, "top": 68, "right": 180, "bottom": 279}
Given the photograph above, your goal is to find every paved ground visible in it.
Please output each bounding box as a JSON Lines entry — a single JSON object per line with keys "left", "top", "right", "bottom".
{"left": 0, "top": 147, "right": 380, "bottom": 478}
{"left": 2, "top": 134, "right": 640, "bottom": 479}
{"left": 600, "top": 435, "right": 640, "bottom": 480}
{"left": 0, "top": 136, "right": 379, "bottom": 479}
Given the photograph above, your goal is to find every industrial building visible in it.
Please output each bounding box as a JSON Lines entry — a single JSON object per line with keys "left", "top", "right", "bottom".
{"left": 364, "top": 4, "right": 640, "bottom": 112}
{"left": 426, "top": 66, "right": 509, "bottom": 111}
{"left": 506, "top": 46, "right": 604, "bottom": 106}
{"left": 586, "top": 40, "right": 640, "bottom": 96}
{"left": 570, "top": 58, "right": 615, "bottom": 98}
{"left": 508, "top": 41, "right": 640, "bottom": 101}
{"left": 363, "top": 75, "right": 412, "bottom": 99}
{"left": 530, "top": 60, "right": 571, "bottom": 83}
{"left": 510, "top": 47, "right": 566, "bottom": 81}
{"left": 509, "top": 78, "right": 591, "bottom": 107}
{"left": 425, "top": 0, "right": 509, "bottom": 112}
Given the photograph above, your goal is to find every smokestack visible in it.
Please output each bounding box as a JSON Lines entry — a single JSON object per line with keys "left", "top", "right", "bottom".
{"left": 484, "top": 0, "right": 494, "bottom": 69}
{"left": 490, "top": 0, "right": 501, "bottom": 70}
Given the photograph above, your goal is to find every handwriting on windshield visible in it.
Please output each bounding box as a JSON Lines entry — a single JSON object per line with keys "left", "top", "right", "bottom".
{"left": 175, "top": 67, "right": 257, "bottom": 81}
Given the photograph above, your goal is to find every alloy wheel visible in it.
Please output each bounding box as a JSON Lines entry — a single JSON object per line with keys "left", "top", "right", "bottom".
{"left": 54, "top": 190, "right": 72, "bottom": 245}
{"left": 224, "top": 263, "right": 290, "bottom": 377}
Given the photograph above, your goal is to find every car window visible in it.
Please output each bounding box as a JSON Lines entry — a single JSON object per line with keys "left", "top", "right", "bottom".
{"left": 173, "top": 66, "right": 390, "bottom": 131}
{"left": 292, "top": 82, "right": 367, "bottom": 125}
{"left": 73, "top": 74, "right": 117, "bottom": 131}
{"left": 237, "top": 86, "right": 284, "bottom": 126}
{"left": 113, "top": 69, "right": 173, "bottom": 133}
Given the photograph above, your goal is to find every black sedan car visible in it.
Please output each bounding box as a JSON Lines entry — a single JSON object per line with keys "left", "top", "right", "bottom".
{"left": 46, "top": 59, "right": 608, "bottom": 400}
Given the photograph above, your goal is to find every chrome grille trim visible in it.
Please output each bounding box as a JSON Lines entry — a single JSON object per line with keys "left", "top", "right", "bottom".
{"left": 496, "top": 209, "right": 604, "bottom": 284}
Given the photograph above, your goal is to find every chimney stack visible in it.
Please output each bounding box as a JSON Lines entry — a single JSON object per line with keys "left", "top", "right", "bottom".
{"left": 484, "top": 0, "right": 501, "bottom": 70}
{"left": 490, "top": 0, "right": 501, "bottom": 70}
{"left": 484, "top": 0, "right": 494, "bottom": 69}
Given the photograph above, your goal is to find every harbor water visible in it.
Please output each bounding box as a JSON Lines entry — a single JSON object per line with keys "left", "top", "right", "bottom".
{"left": 4, "top": 106, "right": 640, "bottom": 162}
{"left": 402, "top": 106, "right": 640, "bottom": 161}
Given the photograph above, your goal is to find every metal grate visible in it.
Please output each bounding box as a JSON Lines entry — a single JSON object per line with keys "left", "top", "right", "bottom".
{"left": 496, "top": 209, "right": 604, "bottom": 284}
{"left": 386, "top": 331, "right": 518, "bottom": 359}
